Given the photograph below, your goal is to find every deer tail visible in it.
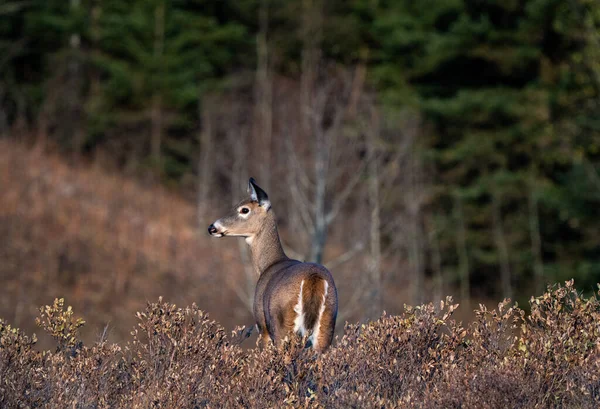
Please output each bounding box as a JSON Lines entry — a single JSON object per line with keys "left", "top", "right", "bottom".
{"left": 301, "top": 274, "right": 328, "bottom": 341}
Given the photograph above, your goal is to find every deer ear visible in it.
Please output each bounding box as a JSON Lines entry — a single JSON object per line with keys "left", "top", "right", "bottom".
{"left": 248, "top": 177, "right": 271, "bottom": 210}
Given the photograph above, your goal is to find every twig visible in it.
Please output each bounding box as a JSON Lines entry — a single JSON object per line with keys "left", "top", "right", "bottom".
{"left": 325, "top": 242, "right": 365, "bottom": 271}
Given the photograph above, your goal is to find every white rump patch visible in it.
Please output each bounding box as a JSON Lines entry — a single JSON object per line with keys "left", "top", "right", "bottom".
{"left": 293, "top": 280, "right": 306, "bottom": 336}
{"left": 245, "top": 236, "right": 254, "bottom": 245}
{"left": 309, "top": 281, "right": 328, "bottom": 348}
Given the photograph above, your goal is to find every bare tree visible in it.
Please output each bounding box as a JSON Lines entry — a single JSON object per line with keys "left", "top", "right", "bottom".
{"left": 405, "top": 148, "right": 426, "bottom": 305}
{"left": 150, "top": 1, "right": 165, "bottom": 163}
{"left": 230, "top": 127, "right": 255, "bottom": 311}
{"left": 339, "top": 107, "right": 420, "bottom": 321}
{"left": 197, "top": 98, "right": 213, "bottom": 223}
{"left": 528, "top": 176, "right": 544, "bottom": 295}
{"left": 427, "top": 213, "right": 445, "bottom": 304}
{"left": 309, "top": 96, "right": 331, "bottom": 264}
{"left": 366, "top": 104, "right": 382, "bottom": 319}
{"left": 453, "top": 193, "right": 471, "bottom": 309}
{"left": 209, "top": 95, "right": 256, "bottom": 312}
{"left": 300, "top": 0, "right": 327, "bottom": 264}
{"left": 69, "top": 0, "right": 85, "bottom": 157}
{"left": 300, "top": 0, "right": 322, "bottom": 135}
{"left": 86, "top": 0, "right": 102, "bottom": 143}
{"left": 290, "top": 71, "right": 370, "bottom": 264}
{"left": 255, "top": 0, "right": 273, "bottom": 190}
{"left": 491, "top": 187, "right": 512, "bottom": 300}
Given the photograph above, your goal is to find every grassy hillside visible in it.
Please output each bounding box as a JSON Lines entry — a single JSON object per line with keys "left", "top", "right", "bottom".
{"left": 0, "top": 140, "right": 248, "bottom": 348}
{"left": 1, "top": 281, "right": 599, "bottom": 408}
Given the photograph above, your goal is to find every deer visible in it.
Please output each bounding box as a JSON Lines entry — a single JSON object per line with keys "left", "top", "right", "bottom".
{"left": 208, "top": 178, "right": 338, "bottom": 352}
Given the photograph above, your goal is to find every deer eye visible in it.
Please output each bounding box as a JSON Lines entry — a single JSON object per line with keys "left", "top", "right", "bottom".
{"left": 240, "top": 207, "right": 250, "bottom": 214}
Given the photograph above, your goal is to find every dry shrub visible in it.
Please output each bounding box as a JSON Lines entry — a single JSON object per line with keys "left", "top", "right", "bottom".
{"left": 1, "top": 281, "right": 599, "bottom": 408}
{"left": 35, "top": 297, "right": 86, "bottom": 352}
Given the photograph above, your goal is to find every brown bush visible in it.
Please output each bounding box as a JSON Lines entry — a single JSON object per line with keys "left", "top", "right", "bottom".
{"left": 1, "top": 281, "right": 599, "bottom": 408}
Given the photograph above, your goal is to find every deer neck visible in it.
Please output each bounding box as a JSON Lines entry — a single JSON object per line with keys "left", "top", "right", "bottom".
{"left": 248, "top": 212, "right": 288, "bottom": 275}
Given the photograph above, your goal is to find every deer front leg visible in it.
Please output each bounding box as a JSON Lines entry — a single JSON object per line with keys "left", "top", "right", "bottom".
{"left": 256, "top": 325, "right": 271, "bottom": 349}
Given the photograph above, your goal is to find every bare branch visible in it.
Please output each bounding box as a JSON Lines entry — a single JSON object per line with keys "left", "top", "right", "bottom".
{"left": 325, "top": 242, "right": 365, "bottom": 271}
{"left": 336, "top": 279, "right": 369, "bottom": 324}
{"left": 325, "top": 153, "right": 369, "bottom": 225}
{"left": 286, "top": 166, "right": 315, "bottom": 234}
{"left": 230, "top": 280, "right": 253, "bottom": 313}
{"left": 280, "top": 239, "right": 306, "bottom": 261}
{"left": 284, "top": 128, "right": 313, "bottom": 191}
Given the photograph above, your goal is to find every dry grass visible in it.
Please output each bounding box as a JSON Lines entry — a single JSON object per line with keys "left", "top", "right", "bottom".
{"left": 1, "top": 281, "right": 599, "bottom": 408}
{"left": 0, "top": 139, "right": 246, "bottom": 347}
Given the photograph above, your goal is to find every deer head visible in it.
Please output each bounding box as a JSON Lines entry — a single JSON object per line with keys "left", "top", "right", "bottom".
{"left": 208, "top": 178, "right": 272, "bottom": 242}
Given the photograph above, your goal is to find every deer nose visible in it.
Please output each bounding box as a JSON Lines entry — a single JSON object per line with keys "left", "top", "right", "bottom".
{"left": 208, "top": 224, "right": 218, "bottom": 235}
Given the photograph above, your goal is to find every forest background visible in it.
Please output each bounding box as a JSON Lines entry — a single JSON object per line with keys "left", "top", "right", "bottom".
{"left": 1, "top": 0, "right": 599, "bottom": 348}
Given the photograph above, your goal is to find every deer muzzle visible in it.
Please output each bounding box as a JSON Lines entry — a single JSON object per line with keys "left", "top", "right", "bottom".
{"left": 208, "top": 221, "right": 225, "bottom": 237}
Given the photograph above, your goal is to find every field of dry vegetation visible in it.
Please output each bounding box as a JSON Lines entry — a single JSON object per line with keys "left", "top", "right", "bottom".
{"left": 1, "top": 281, "right": 599, "bottom": 408}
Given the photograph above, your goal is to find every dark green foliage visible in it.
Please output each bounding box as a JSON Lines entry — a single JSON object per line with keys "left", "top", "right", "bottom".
{"left": 1, "top": 282, "right": 599, "bottom": 408}
{"left": 371, "top": 0, "right": 600, "bottom": 296}
{"left": 1, "top": 0, "right": 250, "bottom": 173}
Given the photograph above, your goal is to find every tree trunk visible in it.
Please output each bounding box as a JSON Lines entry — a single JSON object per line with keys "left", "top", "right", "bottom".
{"left": 407, "top": 152, "right": 424, "bottom": 305}
{"left": 86, "top": 0, "right": 102, "bottom": 143}
{"left": 297, "top": 0, "right": 325, "bottom": 263}
{"left": 528, "top": 181, "right": 544, "bottom": 294}
{"left": 367, "top": 106, "right": 382, "bottom": 318}
{"left": 300, "top": 0, "right": 328, "bottom": 264}
{"left": 491, "top": 188, "right": 512, "bottom": 300}
{"left": 256, "top": 0, "right": 273, "bottom": 189}
{"left": 150, "top": 94, "right": 163, "bottom": 162}
{"left": 408, "top": 218, "right": 424, "bottom": 305}
{"left": 0, "top": 85, "right": 6, "bottom": 135}
{"left": 310, "top": 114, "right": 330, "bottom": 263}
{"left": 230, "top": 128, "right": 254, "bottom": 312}
{"left": 428, "top": 214, "right": 444, "bottom": 304}
{"left": 36, "top": 106, "right": 48, "bottom": 150}
{"left": 348, "top": 62, "right": 367, "bottom": 117}
{"left": 197, "top": 100, "right": 213, "bottom": 224}
{"left": 151, "top": 1, "right": 165, "bottom": 163}
{"left": 69, "top": 0, "right": 84, "bottom": 157}
{"left": 300, "top": 0, "right": 322, "bottom": 135}
{"left": 453, "top": 194, "right": 470, "bottom": 309}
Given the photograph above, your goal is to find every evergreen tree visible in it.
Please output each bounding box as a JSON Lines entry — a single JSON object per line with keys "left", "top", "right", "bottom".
{"left": 372, "top": 0, "right": 600, "bottom": 298}
{"left": 91, "top": 0, "right": 250, "bottom": 177}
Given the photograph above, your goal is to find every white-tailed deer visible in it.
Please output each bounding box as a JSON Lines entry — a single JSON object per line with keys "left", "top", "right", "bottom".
{"left": 208, "top": 178, "right": 338, "bottom": 351}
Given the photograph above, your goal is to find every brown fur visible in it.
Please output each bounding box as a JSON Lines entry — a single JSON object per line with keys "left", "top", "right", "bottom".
{"left": 314, "top": 303, "right": 336, "bottom": 351}
{"left": 279, "top": 302, "right": 297, "bottom": 335}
